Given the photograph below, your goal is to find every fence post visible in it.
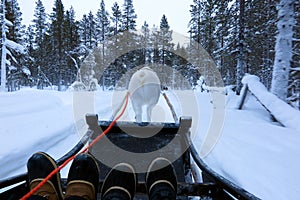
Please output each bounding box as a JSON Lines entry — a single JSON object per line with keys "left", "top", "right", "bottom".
{"left": 237, "top": 84, "right": 248, "bottom": 110}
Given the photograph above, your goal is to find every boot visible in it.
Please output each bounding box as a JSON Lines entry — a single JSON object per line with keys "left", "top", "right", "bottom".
{"left": 101, "top": 163, "right": 136, "bottom": 200}
{"left": 65, "top": 153, "right": 100, "bottom": 200}
{"left": 27, "top": 152, "right": 64, "bottom": 200}
{"left": 146, "top": 157, "right": 177, "bottom": 200}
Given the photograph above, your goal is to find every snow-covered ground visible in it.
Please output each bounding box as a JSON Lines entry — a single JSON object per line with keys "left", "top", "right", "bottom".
{"left": 0, "top": 88, "right": 300, "bottom": 200}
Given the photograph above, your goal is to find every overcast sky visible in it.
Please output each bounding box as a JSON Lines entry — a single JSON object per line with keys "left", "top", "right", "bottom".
{"left": 18, "top": 0, "right": 193, "bottom": 36}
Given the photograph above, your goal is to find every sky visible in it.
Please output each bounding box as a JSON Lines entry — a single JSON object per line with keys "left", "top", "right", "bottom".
{"left": 18, "top": 0, "right": 193, "bottom": 36}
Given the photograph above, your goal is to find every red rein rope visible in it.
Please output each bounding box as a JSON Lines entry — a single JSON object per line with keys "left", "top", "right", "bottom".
{"left": 21, "top": 93, "right": 129, "bottom": 200}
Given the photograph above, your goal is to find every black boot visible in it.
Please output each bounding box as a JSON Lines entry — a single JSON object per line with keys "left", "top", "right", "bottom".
{"left": 27, "top": 152, "right": 64, "bottom": 200}
{"left": 65, "top": 153, "right": 100, "bottom": 200}
{"left": 146, "top": 157, "right": 177, "bottom": 200}
{"left": 101, "top": 163, "right": 136, "bottom": 200}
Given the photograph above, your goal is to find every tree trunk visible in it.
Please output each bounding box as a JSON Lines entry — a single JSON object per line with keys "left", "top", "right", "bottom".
{"left": 271, "top": 0, "right": 295, "bottom": 101}
{"left": 1, "top": 1, "right": 7, "bottom": 92}
{"left": 236, "top": 0, "right": 245, "bottom": 95}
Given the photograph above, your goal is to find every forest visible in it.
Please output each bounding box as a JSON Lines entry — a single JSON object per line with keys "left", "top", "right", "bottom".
{"left": 0, "top": 0, "right": 299, "bottom": 109}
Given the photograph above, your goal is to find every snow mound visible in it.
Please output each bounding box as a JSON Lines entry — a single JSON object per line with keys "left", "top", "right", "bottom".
{"left": 242, "top": 75, "right": 300, "bottom": 132}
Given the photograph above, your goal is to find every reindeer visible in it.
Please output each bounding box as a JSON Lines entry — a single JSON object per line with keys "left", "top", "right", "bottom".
{"left": 128, "top": 67, "right": 161, "bottom": 123}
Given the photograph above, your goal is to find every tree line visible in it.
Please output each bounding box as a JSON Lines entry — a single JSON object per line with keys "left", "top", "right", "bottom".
{"left": 189, "top": 0, "right": 299, "bottom": 108}
{"left": 0, "top": 0, "right": 299, "bottom": 108}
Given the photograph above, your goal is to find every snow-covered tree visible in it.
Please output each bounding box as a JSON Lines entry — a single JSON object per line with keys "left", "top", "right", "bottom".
{"left": 158, "top": 15, "right": 173, "bottom": 66}
{"left": 271, "top": 0, "right": 296, "bottom": 101}
{"left": 96, "top": 0, "right": 110, "bottom": 43}
{"left": 1, "top": 0, "right": 24, "bottom": 92}
{"left": 79, "top": 12, "right": 97, "bottom": 49}
{"left": 121, "top": 0, "right": 137, "bottom": 31}
{"left": 95, "top": 0, "right": 110, "bottom": 86}
{"left": 62, "top": 7, "right": 81, "bottom": 86}
{"left": 111, "top": 2, "right": 122, "bottom": 36}
{"left": 140, "top": 21, "right": 151, "bottom": 64}
{"left": 31, "top": 0, "right": 48, "bottom": 78}
{"left": 32, "top": 0, "right": 47, "bottom": 48}
{"left": 80, "top": 52, "right": 98, "bottom": 91}
{"left": 49, "top": 0, "right": 65, "bottom": 91}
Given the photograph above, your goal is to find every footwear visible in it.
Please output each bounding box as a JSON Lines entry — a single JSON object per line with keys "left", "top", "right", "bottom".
{"left": 27, "top": 152, "right": 63, "bottom": 200}
{"left": 101, "top": 163, "right": 136, "bottom": 200}
{"left": 65, "top": 153, "right": 100, "bottom": 200}
{"left": 146, "top": 157, "right": 177, "bottom": 199}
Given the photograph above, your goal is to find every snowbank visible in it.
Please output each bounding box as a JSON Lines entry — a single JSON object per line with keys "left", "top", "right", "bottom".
{"left": 0, "top": 89, "right": 79, "bottom": 179}
{"left": 242, "top": 75, "right": 300, "bottom": 132}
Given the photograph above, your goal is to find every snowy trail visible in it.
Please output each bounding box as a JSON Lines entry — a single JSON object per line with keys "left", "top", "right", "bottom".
{"left": 0, "top": 88, "right": 300, "bottom": 200}
{"left": 200, "top": 91, "right": 300, "bottom": 200}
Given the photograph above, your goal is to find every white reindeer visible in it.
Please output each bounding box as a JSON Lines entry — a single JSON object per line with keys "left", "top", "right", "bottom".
{"left": 128, "top": 67, "right": 161, "bottom": 123}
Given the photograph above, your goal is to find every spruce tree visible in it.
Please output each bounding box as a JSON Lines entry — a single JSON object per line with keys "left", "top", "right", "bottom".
{"left": 5, "top": 0, "right": 24, "bottom": 43}
{"left": 96, "top": 0, "right": 110, "bottom": 43}
{"left": 1, "top": 0, "right": 25, "bottom": 91}
{"left": 117, "top": 0, "right": 138, "bottom": 86}
{"left": 79, "top": 14, "right": 89, "bottom": 47}
{"left": 50, "top": 0, "right": 65, "bottom": 90}
{"left": 189, "top": 0, "right": 202, "bottom": 45}
{"left": 159, "top": 15, "right": 173, "bottom": 66}
{"left": 32, "top": 0, "right": 47, "bottom": 48}
{"left": 121, "top": 0, "right": 137, "bottom": 31}
{"left": 95, "top": 0, "right": 110, "bottom": 89}
{"left": 31, "top": 0, "right": 48, "bottom": 80}
{"left": 63, "top": 7, "right": 80, "bottom": 85}
{"left": 111, "top": 2, "right": 122, "bottom": 36}
{"left": 87, "top": 11, "right": 97, "bottom": 48}
{"left": 140, "top": 21, "right": 151, "bottom": 64}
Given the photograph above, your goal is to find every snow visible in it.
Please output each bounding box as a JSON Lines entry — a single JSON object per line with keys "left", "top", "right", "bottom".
{"left": 242, "top": 75, "right": 300, "bottom": 132}
{"left": 5, "top": 39, "right": 25, "bottom": 54}
{"left": 0, "top": 87, "right": 300, "bottom": 200}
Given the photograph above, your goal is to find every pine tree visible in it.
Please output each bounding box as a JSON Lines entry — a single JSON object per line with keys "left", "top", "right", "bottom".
{"left": 5, "top": 0, "right": 24, "bottom": 43}
{"left": 88, "top": 11, "right": 97, "bottom": 48}
{"left": 63, "top": 7, "right": 80, "bottom": 85}
{"left": 96, "top": 0, "right": 110, "bottom": 43}
{"left": 23, "top": 25, "right": 35, "bottom": 77}
{"left": 111, "top": 2, "right": 122, "bottom": 36}
{"left": 199, "top": 0, "right": 217, "bottom": 56}
{"left": 140, "top": 21, "right": 151, "bottom": 64}
{"left": 1, "top": 0, "right": 25, "bottom": 92}
{"left": 31, "top": 0, "right": 48, "bottom": 80}
{"left": 95, "top": 0, "right": 110, "bottom": 89}
{"left": 158, "top": 15, "right": 173, "bottom": 66}
{"left": 121, "top": 0, "right": 137, "bottom": 31}
{"left": 63, "top": 7, "right": 80, "bottom": 51}
{"left": 188, "top": 0, "right": 202, "bottom": 45}
{"left": 116, "top": 0, "right": 138, "bottom": 86}
{"left": 32, "top": 0, "right": 48, "bottom": 48}
{"left": 155, "top": 15, "right": 174, "bottom": 87}
{"left": 79, "top": 14, "right": 89, "bottom": 47}
{"left": 49, "top": 0, "right": 65, "bottom": 91}
{"left": 213, "top": 0, "right": 230, "bottom": 75}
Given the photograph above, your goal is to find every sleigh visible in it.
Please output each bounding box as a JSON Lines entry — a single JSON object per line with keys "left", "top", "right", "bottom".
{"left": 0, "top": 114, "right": 260, "bottom": 200}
